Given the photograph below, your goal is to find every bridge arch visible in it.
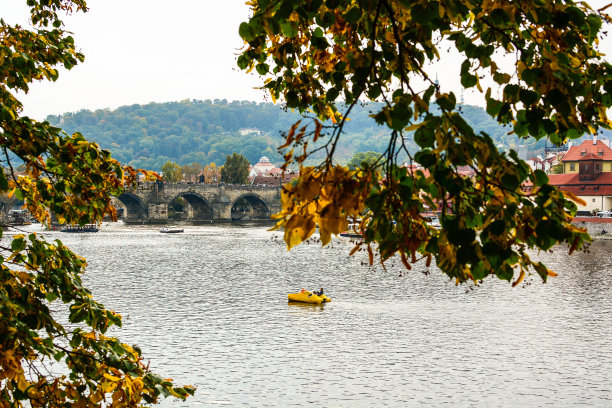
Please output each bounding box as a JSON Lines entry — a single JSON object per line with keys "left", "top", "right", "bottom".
{"left": 116, "top": 192, "right": 147, "bottom": 221}
{"left": 231, "top": 193, "right": 271, "bottom": 221}
{"left": 168, "top": 192, "right": 213, "bottom": 221}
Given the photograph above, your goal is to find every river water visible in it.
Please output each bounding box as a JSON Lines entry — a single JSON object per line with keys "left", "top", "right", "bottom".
{"left": 17, "top": 224, "right": 612, "bottom": 407}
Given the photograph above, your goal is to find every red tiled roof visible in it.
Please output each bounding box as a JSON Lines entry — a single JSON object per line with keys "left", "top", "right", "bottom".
{"left": 252, "top": 173, "right": 298, "bottom": 186}
{"left": 577, "top": 153, "right": 603, "bottom": 161}
{"left": 548, "top": 172, "right": 612, "bottom": 185}
{"left": 545, "top": 172, "right": 612, "bottom": 196}
{"left": 559, "top": 185, "right": 612, "bottom": 196}
{"left": 561, "top": 139, "right": 612, "bottom": 161}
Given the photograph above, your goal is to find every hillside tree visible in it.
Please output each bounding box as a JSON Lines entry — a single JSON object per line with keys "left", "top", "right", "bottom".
{"left": 181, "top": 162, "right": 203, "bottom": 183}
{"left": 161, "top": 160, "right": 183, "bottom": 182}
{"left": 220, "top": 153, "right": 250, "bottom": 184}
{"left": 238, "top": 0, "right": 611, "bottom": 284}
{"left": 347, "top": 151, "right": 383, "bottom": 169}
{"left": 202, "top": 162, "right": 222, "bottom": 183}
{"left": 0, "top": 1, "right": 194, "bottom": 406}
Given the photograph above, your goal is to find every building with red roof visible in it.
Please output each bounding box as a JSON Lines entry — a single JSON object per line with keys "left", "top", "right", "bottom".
{"left": 561, "top": 137, "right": 612, "bottom": 173}
{"left": 547, "top": 137, "right": 612, "bottom": 213}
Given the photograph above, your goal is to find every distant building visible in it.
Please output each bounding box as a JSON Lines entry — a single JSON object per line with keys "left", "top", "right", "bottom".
{"left": 251, "top": 156, "right": 276, "bottom": 175}
{"left": 251, "top": 171, "right": 299, "bottom": 186}
{"left": 560, "top": 137, "right": 612, "bottom": 174}
{"left": 526, "top": 152, "right": 564, "bottom": 173}
{"left": 401, "top": 163, "right": 475, "bottom": 178}
{"left": 239, "top": 128, "right": 262, "bottom": 136}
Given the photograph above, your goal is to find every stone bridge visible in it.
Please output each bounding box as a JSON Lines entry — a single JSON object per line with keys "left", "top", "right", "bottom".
{"left": 116, "top": 182, "right": 282, "bottom": 224}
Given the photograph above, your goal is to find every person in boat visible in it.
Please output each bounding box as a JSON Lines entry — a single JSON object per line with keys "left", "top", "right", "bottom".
{"left": 313, "top": 287, "right": 324, "bottom": 296}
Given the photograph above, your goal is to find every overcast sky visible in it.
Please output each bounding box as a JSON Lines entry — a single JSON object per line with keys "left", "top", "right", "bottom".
{"left": 3, "top": 0, "right": 612, "bottom": 120}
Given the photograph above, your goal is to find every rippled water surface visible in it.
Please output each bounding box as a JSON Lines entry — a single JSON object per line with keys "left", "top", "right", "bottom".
{"left": 24, "top": 224, "right": 612, "bottom": 407}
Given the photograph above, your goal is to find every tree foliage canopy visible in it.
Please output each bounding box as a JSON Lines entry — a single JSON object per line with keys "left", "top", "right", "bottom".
{"left": 220, "top": 153, "right": 250, "bottom": 184}
{"left": 347, "top": 151, "right": 383, "bottom": 170}
{"left": 239, "top": 0, "right": 612, "bottom": 284}
{"left": 1, "top": 1, "right": 193, "bottom": 406}
{"left": 161, "top": 160, "right": 183, "bottom": 182}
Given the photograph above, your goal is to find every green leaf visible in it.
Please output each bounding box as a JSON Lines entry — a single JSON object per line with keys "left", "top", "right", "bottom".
{"left": 501, "top": 174, "right": 520, "bottom": 190}
{"left": 238, "top": 22, "right": 256, "bottom": 42}
{"left": 461, "top": 73, "right": 478, "bottom": 88}
{"left": 533, "top": 169, "right": 549, "bottom": 187}
{"left": 344, "top": 6, "right": 362, "bottom": 23}
{"left": 436, "top": 93, "right": 456, "bottom": 111}
{"left": 11, "top": 237, "right": 26, "bottom": 252}
{"left": 414, "top": 126, "right": 435, "bottom": 148}
{"left": 326, "top": 87, "right": 340, "bottom": 102}
{"left": 415, "top": 150, "right": 437, "bottom": 168}
{"left": 256, "top": 63, "right": 269, "bottom": 75}
{"left": 519, "top": 89, "right": 539, "bottom": 106}
{"left": 281, "top": 21, "right": 298, "bottom": 38}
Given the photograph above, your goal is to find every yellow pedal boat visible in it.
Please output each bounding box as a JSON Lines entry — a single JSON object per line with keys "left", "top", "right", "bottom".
{"left": 287, "top": 290, "right": 331, "bottom": 304}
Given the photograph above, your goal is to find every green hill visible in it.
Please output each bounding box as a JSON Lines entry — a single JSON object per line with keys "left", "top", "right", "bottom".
{"left": 46, "top": 99, "right": 574, "bottom": 171}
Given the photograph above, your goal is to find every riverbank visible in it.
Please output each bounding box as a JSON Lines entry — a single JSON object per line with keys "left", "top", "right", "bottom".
{"left": 572, "top": 217, "right": 612, "bottom": 240}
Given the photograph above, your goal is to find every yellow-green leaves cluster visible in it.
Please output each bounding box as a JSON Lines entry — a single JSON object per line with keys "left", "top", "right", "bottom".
{"left": 273, "top": 165, "right": 372, "bottom": 248}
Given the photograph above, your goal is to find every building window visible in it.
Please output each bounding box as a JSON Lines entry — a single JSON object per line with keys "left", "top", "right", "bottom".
{"left": 570, "top": 163, "right": 575, "bottom": 171}
{"left": 584, "top": 164, "right": 589, "bottom": 171}
{"left": 581, "top": 149, "right": 586, "bottom": 156}
{"left": 596, "top": 164, "right": 600, "bottom": 170}
{"left": 593, "top": 198, "right": 596, "bottom": 202}
{"left": 597, "top": 149, "right": 603, "bottom": 156}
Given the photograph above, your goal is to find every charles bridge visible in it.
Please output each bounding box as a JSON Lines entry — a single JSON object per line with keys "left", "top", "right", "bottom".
{"left": 116, "top": 182, "right": 282, "bottom": 224}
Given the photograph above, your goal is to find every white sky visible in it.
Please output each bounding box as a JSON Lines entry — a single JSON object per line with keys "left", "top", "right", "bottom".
{"left": 2, "top": 0, "right": 612, "bottom": 120}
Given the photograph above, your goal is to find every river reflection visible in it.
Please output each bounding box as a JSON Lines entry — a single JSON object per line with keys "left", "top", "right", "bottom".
{"left": 21, "top": 224, "right": 612, "bottom": 407}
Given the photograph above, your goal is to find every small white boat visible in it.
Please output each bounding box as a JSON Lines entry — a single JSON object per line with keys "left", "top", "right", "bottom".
{"left": 60, "top": 224, "right": 99, "bottom": 233}
{"left": 160, "top": 227, "right": 184, "bottom": 233}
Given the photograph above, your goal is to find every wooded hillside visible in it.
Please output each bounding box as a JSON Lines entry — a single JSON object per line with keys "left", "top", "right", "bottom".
{"left": 47, "top": 99, "right": 591, "bottom": 171}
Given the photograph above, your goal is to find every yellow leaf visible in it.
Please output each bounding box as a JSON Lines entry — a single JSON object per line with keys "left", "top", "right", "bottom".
{"left": 17, "top": 375, "right": 30, "bottom": 392}
{"left": 103, "top": 373, "right": 121, "bottom": 382}
{"left": 562, "top": 190, "right": 586, "bottom": 206}
{"left": 90, "top": 390, "right": 105, "bottom": 403}
{"left": 512, "top": 269, "right": 525, "bottom": 287}
{"left": 404, "top": 121, "right": 426, "bottom": 131}
{"left": 83, "top": 331, "right": 97, "bottom": 340}
{"left": 319, "top": 204, "right": 348, "bottom": 236}
{"left": 569, "top": 55, "right": 581, "bottom": 68}
{"left": 283, "top": 214, "right": 315, "bottom": 249}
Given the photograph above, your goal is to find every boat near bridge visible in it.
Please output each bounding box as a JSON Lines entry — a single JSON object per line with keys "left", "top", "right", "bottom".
{"left": 160, "top": 227, "right": 184, "bottom": 233}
